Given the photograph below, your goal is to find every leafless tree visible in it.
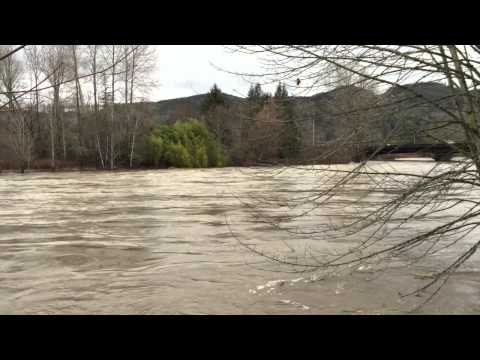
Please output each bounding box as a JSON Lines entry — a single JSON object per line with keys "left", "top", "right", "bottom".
{"left": 24, "top": 45, "right": 43, "bottom": 142}
{"left": 124, "top": 45, "right": 157, "bottom": 168}
{"left": 0, "top": 45, "right": 23, "bottom": 110}
{"left": 86, "top": 45, "right": 105, "bottom": 168}
{"left": 40, "top": 45, "right": 69, "bottom": 169}
{"left": 109, "top": 45, "right": 116, "bottom": 170}
{"left": 70, "top": 45, "right": 86, "bottom": 166}
{"left": 226, "top": 45, "right": 480, "bottom": 306}
{"left": 0, "top": 46, "right": 33, "bottom": 172}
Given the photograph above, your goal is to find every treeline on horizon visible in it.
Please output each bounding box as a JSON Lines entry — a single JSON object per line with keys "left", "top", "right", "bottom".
{"left": 0, "top": 45, "right": 465, "bottom": 173}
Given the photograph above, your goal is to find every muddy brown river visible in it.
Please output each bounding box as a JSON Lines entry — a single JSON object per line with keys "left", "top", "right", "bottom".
{"left": 1, "top": 162, "right": 479, "bottom": 314}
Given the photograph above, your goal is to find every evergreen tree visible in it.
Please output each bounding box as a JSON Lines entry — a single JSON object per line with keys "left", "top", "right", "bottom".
{"left": 274, "top": 82, "right": 302, "bottom": 159}
{"left": 274, "top": 82, "right": 288, "bottom": 98}
{"left": 247, "top": 83, "right": 273, "bottom": 106}
{"left": 247, "top": 83, "right": 263, "bottom": 102}
{"left": 201, "top": 83, "right": 226, "bottom": 113}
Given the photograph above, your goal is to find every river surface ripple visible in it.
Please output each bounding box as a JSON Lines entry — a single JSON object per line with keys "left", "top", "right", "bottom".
{"left": 1, "top": 162, "right": 479, "bottom": 314}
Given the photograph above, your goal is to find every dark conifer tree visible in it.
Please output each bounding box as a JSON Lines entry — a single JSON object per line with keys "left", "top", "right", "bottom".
{"left": 274, "top": 83, "right": 302, "bottom": 159}
{"left": 201, "top": 83, "right": 226, "bottom": 113}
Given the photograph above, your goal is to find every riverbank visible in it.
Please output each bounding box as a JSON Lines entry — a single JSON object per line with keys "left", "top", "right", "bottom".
{"left": 0, "top": 158, "right": 353, "bottom": 175}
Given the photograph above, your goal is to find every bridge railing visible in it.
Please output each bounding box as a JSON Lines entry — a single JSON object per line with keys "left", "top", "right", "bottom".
{"left": 363, "top": 142, "right": 469, "bottom": 161}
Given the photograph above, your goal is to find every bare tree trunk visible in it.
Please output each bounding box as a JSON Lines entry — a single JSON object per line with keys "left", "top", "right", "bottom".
{"left": 50, "top": 87, "right": 59, "bottom": 171}
{"left": 91, "top": 46, "right": 105, "bottom": 169}
{"left": 129, "top": 116, "right": 138, "bottom": 168}
{"left": 96, "top": 135, "right": 105, "bottom": 168}
{"left": 72, "top": 45, "right": 83, "bottom": 168}
{"left": 20, "top": 112, "right": 26, "bottom": 174}
{"left": 61, "top": 110, "right": 66, "bottom": 161}
{"left": 33, "top": 76, "right": 40, "bottom": 167}
{"left": 105, "top": 134, "right": 109, "bottom": 167}
{"left": 124, "top": 46, "right": 129, "bottom": 107}
{"left": 49, "top": 110, "right": 56, "bottom": 170}
{"left": 110, "top": 45, "right": 115, "bottom": 170}
{"left": 24, "top": 45, "right": 41, "bottom": 156}
{"left": 35, "top": 81, "right": 39, "bottom": 123}
{"left": 124, "top": 46, "right": 131, "bottom": 167}
{"left": 128, "top": 47, "right": 137, "bottom": 168}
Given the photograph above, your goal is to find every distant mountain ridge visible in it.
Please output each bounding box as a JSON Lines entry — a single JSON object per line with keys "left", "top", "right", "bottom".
{"left": 151, "top": 93, "right": 244, "bottom": 123}
{"left": 150, "top": 82, "right": 454, "bottom": 119}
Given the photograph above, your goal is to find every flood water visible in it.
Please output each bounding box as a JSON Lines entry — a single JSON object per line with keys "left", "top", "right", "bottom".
{"left": 1, "top": 161, "right": 480, "bottom": 314}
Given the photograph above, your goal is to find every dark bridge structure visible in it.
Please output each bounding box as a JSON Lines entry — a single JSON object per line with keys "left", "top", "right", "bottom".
{"left": 364, "top": 142, "right": 469, "bottom": 162}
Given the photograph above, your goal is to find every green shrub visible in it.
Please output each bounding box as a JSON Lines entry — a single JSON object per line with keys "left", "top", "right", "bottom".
{"left": 146, "top": 119, "right": 224, "bottom": 168}
{"left": 196, "top": 145, "right": 208, "bottom": 168}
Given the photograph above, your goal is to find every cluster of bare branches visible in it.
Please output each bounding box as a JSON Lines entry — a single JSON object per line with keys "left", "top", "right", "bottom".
{"left": 226, "top": 45, "right": 480, "bottom": 305}
{"left": 0, "top": 45, "right": 157, "bottom": 172}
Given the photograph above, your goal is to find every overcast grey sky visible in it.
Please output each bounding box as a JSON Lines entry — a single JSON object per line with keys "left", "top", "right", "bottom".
{"left": 146, "top": 46, "right": 454, "bottom": 101}
{"left": 150, "top": 45, "right": 279, "bottom": 101}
